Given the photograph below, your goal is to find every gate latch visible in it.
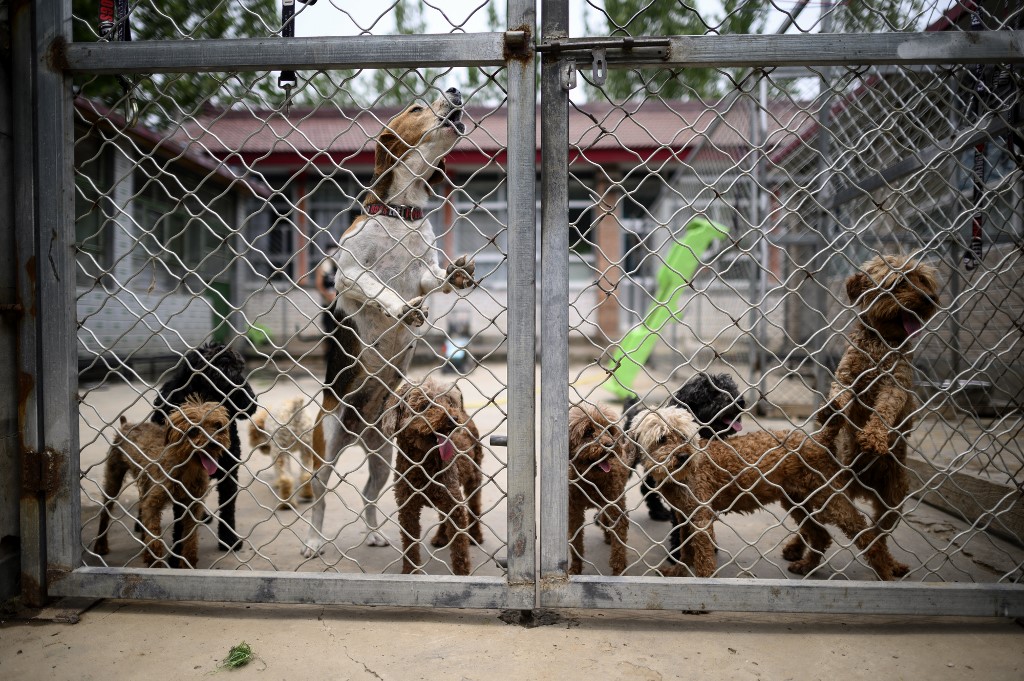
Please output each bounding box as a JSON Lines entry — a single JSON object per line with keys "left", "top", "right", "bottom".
{"left": 537, "top": 37, "right": 670, "bottom": 91}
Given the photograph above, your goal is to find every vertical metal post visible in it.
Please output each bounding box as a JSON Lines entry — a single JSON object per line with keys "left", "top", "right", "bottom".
{"left": 504, "top": 0, "right": 537, "bottom": 607}
{"left": 813, "top": 3, "right": 836, "bottom": 403}
{"left": 539, "top": 0, "right": 569, "bottom": 585}
{"left": 13, "top": 0, "right": 77, "bottom": 605}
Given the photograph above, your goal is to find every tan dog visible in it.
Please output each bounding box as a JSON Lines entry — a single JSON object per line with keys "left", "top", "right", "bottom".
{"left": 303, "top": 87, "right": 477, "bottom": 558}
{"left": 568, "top": 403, "right": 632, "bottom": 576}
{"left": 93, "top": 396, "right": 231, "bottom": 568}
{"left": 813, "top": 254, "right": 941, "bottom": 577}
{"left": 382, "top": 379, "right": 483, "bottom": 576}
{"left": 249, "top": 396, "right": 317, "bottom": 509}
{"left": 632, "top": 407, "right": 903, "bottom": 580}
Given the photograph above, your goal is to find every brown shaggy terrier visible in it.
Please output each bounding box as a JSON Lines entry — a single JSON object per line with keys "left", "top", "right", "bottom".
{"left": 93, "top": 396, "right": 231, "bottom": 568}
{"left": 382, "top": 379, "right": 483, "bottom": 575}
{"left": 812, "top": 254, "right": 941, "bottom": 577}
{"left": 568, "top": 403, "right": 632, "bottom": 576}
{"left": 632, "top": 407, "right": 903, "bottom": 580}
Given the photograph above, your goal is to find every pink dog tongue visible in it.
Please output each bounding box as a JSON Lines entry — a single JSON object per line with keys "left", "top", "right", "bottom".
{"left": 903, "top": 314, "right": 923, "bottom": 337}
{"left": 731, "top": 420, "right": 743, "bottom": 432}
{"left": 598, "top": 460, "right": 611, "bottom": 473}
{"left": 200, "top": 452, "right": 218, "bottom": 476}
{"left": 437, "top": 436, "right": 456, "bottom": 462}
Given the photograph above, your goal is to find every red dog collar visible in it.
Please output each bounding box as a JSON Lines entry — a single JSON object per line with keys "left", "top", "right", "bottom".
{"left": 363, "top": 203, "right": 424, "bottom": 221}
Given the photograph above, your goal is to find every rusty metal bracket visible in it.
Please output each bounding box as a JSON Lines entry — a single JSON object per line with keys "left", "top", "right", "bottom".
{"left": 22, "top": 447, "right": 63, "bottom": 497}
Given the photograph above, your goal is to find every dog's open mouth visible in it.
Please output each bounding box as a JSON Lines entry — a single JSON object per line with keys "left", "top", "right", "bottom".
{"left": 902, "top": 312, "right": 924, "bottom": 337}
{"left": 198, "top": 451, "right": 218, "bottom": 476}
{"left": 436, "top": 435, "right": 456, "bottom": 462}
{"left": 596, "top": 457, "right": 611, "bottom": 473}
{"left": 442, "top": 108, "right": 465, "bottom": 134}
{"left": 731, "top": 419, "right": 743, "bottom": 432}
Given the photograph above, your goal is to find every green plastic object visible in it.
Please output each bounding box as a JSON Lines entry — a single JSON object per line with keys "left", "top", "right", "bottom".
{"left": 603, "top": 217, "right": 729, "bottom": 399}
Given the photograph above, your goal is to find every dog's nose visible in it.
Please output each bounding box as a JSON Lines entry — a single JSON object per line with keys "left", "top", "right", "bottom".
{"left": 445, "top": 87, "right": 462, "bottom": 106}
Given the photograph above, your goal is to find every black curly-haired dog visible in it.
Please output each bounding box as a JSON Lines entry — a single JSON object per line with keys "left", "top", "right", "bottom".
{"left": 150, "top": 341, "right": 256, "bottom": 563}
{"left": 624, "top": 372, "right": 745, "bottom": 561}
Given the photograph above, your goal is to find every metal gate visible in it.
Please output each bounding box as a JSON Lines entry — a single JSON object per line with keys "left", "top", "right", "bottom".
{"left": 12, "top": 0, "right": 1024, "bottom": 616}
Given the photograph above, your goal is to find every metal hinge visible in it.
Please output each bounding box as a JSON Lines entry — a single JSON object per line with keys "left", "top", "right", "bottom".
{"left": 22, "top": 448, "right": 62, "bottom": 497}
{"left": 536, "top": 37, "right": 670, "bottom": 90}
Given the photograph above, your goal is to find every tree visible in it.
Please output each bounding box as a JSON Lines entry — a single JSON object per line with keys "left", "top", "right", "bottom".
{"left": 73, "top": 0, "right": 286, "bottom": 125}
{"left": 586, "top": 1, "right": 768, "bottom": 103}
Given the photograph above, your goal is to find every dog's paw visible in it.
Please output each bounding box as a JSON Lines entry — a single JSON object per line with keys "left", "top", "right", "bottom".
{"left": 856, "top": 428, "right": 891, "bottom": 456}
{"left": 398, "top": 297, "right": 428, "bottom": 327}
{"left": 787, "top": 556, "right": 822, "bottom": 576}
{"left": 300, "top": 538, "right": 325, "bottom": 559}
{"left": 891, "top": 560, "right": 910, "bottom": 578}
{"left": 365, "top": 530, "right": 390, "bottom": 547}
{"left": 445, "top": 256, "right": 477, "bottom": 290}
{"left": 656, "top": 562, "right": 686, "bottom": 578}
{"left": 781, "top": 536, "right": 806, "bottom": 562}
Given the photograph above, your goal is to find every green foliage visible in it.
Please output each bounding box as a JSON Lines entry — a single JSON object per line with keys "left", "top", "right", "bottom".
{"left": 73, "top": 0, "right": 284, "bottom": 125}
{"left": 218, "top": 641, "right": 255, "bottom": 670}
{"left": 590, "top": 1, "right": 767, "bottom": 103}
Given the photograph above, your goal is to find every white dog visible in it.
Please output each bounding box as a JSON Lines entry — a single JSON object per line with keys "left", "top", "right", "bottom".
{"left": 248, "top": 396, "right": 317, "bottom": 509}
{"left": 302, "top": 87, "right": 476, "bottom": 557}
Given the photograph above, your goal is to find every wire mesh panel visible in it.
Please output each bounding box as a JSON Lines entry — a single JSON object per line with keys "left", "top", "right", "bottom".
{"left": 46, "top": 0, "right": 537, "bottom": 607}
{"left": 541, "top": 0, "right": 1024, "bottom": 613}
{"left": 16, "top": 0, "right": 1024, "bottom": 615}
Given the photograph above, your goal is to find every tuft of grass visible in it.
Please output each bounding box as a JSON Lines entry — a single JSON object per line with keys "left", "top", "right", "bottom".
{"left": 218, "top": 641, "right": 255, "bottom": 670}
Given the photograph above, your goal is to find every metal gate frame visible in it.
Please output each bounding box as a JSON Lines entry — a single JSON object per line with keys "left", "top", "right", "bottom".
{"left": 535, "top": 0, "right": 1024, "bottom": 617}
{"left": 15, "top": 0, "right": 538, "bottom": 610}
{"left": 12, "top": 0, "right": 1024, "bottom": 615}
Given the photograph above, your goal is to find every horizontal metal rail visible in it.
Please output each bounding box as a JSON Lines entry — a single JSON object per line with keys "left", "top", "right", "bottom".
{"left": 61, "top": 32, "right": 516, "bottom": 74}
{"left": 54, "top": 567, "right": 535, "bottom": 609}
{"left": 61, "top": 30, "right": 1024, "bottom": 76}
{"left": 544, "top": 577, "right": 1024, "bottom": 617}
{"left": 554, "top": 31, "right": 1024, "bottom": 68}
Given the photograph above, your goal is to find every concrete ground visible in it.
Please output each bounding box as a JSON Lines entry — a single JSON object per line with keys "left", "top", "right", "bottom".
{"left": 1, "top": 601, "right": 1023, "bottom": 680}
{"left": 2, "top": 357, "right": 1021, "bottom": 679}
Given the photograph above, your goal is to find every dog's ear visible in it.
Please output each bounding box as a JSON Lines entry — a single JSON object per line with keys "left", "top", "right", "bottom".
{"left": 119, "top": 415, "right": 128, "bottom": 429}
{"left": 370, "top": 128, "right": 407, "bottom": 202}
{"left": 845, "top": 271, "right": 871, "bottom": 304}
{"left": 381, "top": 384, "right": 411, "bottom": 439}
{"left": 427, "top": 158, "right": 447, "bottom": 187}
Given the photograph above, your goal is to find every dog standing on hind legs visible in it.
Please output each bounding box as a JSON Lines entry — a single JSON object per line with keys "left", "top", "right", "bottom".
{"left": 809, "top": 254, "right": 941, "bottom": 577}
{"left": 302, "top": 87, "right": 476, "bottom": 558}
{"left": 382, "top": 379, "right": 483, "bottom": 575}
{"left": 93, "top": 396, "right": 231, "bottom": 568}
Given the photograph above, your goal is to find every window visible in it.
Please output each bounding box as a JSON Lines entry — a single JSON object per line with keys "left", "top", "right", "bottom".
{"left": 450, "top": 174, "right": 508, "bottom": 287}
{"left": 74, "top": 133, "right": 113, "bottom": 287}
{"left": 133, "top": 164, "right": 234, "bottom": 285}
{"left": 305, "top": 178, "right": 359, "bottom": 280}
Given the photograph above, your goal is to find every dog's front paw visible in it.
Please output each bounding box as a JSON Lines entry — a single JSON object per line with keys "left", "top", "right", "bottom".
{"left": 300, "top": 537, "right": 325, "bottom": 559}
{"left": 445, "top": 256, "right": 477, "bottom": 290}
{"left": 365, "top": 530, "right": 391, "bottom": 547}
{"left": 398, "top": 296, "right": 428, "bottom": 327}
{"left": 856, "top": 428, "right": 891, "bottom": 456}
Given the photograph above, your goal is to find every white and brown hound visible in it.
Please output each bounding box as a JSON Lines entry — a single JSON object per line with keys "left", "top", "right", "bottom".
{"left": 302, "top": 87, "right": 476, "bottom": 557}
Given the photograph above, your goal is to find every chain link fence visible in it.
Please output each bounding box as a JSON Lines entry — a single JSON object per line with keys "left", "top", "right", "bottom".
{"left": 10, "top": 0, "right": 1023, "bottom": 613}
